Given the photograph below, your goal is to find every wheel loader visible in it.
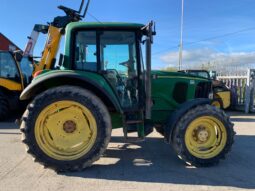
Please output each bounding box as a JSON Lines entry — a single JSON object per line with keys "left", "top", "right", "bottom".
{"left": 19, "top": 0, "right": 235, "bottom": 172}
{"left": 0, "top": 25, "right": 57, "bottom": 120}
{"left": 0, "top": 51, "right": 25, "bottom": 119}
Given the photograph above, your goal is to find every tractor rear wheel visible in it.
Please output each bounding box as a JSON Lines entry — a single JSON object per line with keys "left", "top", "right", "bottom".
{"left": 0, "top": 91, "right": 9, "bottom": 121}
{"left": 20, "top": 86, "right": 112, "bottom": 172}
{"left": 172, "top": 104, "right": 234, "bottom": 166}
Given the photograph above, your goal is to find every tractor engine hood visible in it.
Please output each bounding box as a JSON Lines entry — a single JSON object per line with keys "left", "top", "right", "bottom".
{"left": 151, "top": 70, "right": 211, "bottom": 81}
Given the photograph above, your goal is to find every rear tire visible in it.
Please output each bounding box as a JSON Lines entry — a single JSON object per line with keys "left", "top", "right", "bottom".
{"left": 172, "top": 104, "right": 234, "bottom": 167}
{"left": 20, "top": 86, "right": 112, "bottom": 172}
{"left": 0, "top": 91, "right": 9, "bottom": 121}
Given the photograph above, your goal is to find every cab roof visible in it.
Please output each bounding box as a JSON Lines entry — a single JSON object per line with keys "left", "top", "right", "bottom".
{"left": 66, "top": 22, "right": 145, "bottom": 31}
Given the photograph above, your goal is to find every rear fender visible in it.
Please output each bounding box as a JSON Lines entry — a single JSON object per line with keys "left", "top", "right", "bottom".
{"left": 20, "top": 71, "right": 122, "bottom": 113}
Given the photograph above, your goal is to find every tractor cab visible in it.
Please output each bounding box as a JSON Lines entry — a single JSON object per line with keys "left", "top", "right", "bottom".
{"left": 69, "top": 24, "right": 145, "bottom": 110}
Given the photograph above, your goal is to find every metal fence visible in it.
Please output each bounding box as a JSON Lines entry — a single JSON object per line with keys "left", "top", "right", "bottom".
{"left": 217, "top": 69, "right": 255, "bottom": 113}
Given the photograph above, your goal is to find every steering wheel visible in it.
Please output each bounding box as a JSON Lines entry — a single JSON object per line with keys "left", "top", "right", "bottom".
{"left": 106, "top": 69, "right": 125, "bottom": 85}
{"left": 119, "top": 59, "right": 135, "bottom": 68}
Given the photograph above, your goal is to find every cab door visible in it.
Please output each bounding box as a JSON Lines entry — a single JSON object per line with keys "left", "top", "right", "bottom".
{"left": 0, "top": 52, "right": 23, "bottom": 91}
{"left": 73, "top": 30, "right": 143, "bottom": 111}
{"left": 99, "top": 31, "right": 140, "bottom": 110}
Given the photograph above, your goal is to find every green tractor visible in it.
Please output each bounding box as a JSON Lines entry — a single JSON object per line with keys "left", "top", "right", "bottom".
{"left": 20, "top": 2, "right": 234, "bottom": 172}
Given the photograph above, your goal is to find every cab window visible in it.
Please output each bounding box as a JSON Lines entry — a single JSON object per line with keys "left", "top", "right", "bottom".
{"left": 0, "top": 52, "right": 20, "bottom": 82}
{"left": 74, "top": 31, "right": 97, "bottom": 71}
{"left": 100, "top": 31, "right": 139, "bottom": 108}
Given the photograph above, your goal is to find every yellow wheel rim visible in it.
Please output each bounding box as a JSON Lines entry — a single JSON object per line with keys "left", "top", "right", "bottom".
{"left": 185, "top": 116, "right": 227, "bottom": 159}
{"left": 211, "top": 100, "right": 221, "bottom": 108}
{"left": 35, "top": 101, "right": 97, "bottom": 161}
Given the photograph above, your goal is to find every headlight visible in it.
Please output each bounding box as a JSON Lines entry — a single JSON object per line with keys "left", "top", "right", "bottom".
{"left": 208, "top": 92, "right": 214, "bottom": 99}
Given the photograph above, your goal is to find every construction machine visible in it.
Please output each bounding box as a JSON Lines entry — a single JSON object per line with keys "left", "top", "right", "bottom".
{"left": 0, "top": 51, "right": 25, "bottom": 119}
{"left": 0, "top": 1, "right": 91, "bottom": 120}
{"left": 20, "top": 0, "right": 234, "bottom": 172}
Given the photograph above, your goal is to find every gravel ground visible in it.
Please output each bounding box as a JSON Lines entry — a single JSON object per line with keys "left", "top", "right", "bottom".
{"left": 0, "top": 111, "right": 254, "bottom": 191}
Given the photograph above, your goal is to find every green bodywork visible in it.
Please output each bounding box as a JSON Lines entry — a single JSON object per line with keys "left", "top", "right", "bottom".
{"left": 20, "top": 22, "right": 212, "bottom": 137}
{"left": 31, "top": 70, "right": 119, "bottom": 108}
{"left": 150, "top": 70, "right": 209, "bottom": 123}
{"left": 25, "top": 68, "right": 211, "bottom": 129}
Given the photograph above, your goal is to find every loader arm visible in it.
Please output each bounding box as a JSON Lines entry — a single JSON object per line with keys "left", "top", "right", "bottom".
{"left": 21, "top": 0, "right": 91, "bottom": 76}
{"left": 33, "top": 26, "right": 62, "bottom": 72}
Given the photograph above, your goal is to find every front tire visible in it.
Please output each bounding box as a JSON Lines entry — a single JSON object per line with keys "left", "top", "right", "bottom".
{"left": 172, "top": 104, "right": 234, "bottom": 166}
{"left": 0, "top": 91, "right": 9, "bottom": 121}
{"left": 20, "top": 86, "right": 112, "bottom": 172}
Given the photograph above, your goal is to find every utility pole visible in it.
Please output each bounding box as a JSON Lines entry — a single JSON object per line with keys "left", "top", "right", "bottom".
{"left": 178, "top": 0, "right": 184, "bottom": 70}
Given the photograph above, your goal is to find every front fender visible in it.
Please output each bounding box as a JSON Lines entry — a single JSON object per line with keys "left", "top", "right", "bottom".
{"left": 20, "top": 70, "right": 122, "bottom": 113}
{"left": 164, "top": 98, "right": 212, "bottom": 143}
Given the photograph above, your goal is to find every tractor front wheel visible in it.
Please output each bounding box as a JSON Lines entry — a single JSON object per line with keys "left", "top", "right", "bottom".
{"left": 20, "top": 86, "right": 112, "bottom": 172}
{"left": 172, "top": 104, "right": 234, "bottom": 166}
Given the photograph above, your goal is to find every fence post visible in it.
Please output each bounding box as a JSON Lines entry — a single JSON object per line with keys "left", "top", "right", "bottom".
{"left": 249, "top": 69, "right": 255, "bottom": 112}
{"left": 245, "top": 69, "right": 251, "bottom": 113}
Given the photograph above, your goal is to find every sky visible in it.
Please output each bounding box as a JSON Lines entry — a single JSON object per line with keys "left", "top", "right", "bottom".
{"left": 1, "top": 0, "right": 255, "bottom": 72}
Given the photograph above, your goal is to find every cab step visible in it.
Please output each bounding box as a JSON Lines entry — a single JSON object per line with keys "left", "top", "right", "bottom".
{"left": 125, "top": 120, "right": 143, "bottom": 125}
{"left": 123, "top": 137, "right": 145, "bottom": 143}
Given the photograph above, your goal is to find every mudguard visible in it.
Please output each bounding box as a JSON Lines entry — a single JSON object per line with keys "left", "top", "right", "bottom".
{"left": 20, "top": 70, "right": 122, "bottom": 113}
{"left": 164, "top": 98, "right": 211, "bottom": 143}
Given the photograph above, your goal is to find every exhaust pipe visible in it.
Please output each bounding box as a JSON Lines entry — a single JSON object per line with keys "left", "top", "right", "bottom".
{"left": 144, "top": 21, "right": 155, "bottom": 119}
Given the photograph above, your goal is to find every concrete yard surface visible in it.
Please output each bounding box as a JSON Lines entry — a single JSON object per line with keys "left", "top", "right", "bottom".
{"left": 0, "top": 111, "right": 255, "bottom": 191}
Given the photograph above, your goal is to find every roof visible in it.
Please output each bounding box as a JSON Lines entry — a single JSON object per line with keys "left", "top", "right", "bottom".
{"left": 0, "top": 33, "right": 22, "bottom": 51}
{"left": 66, "top": 22, "right": 145, "bottom": 31}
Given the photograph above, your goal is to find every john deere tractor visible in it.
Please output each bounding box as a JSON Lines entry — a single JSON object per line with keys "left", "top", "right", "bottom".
{"left": 19, "top": 1, "right": 235, "bottom": 172}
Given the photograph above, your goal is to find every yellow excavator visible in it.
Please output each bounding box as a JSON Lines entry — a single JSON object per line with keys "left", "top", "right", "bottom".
{"left": 0, "top": 0, "right": 91, "bottom": 120}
